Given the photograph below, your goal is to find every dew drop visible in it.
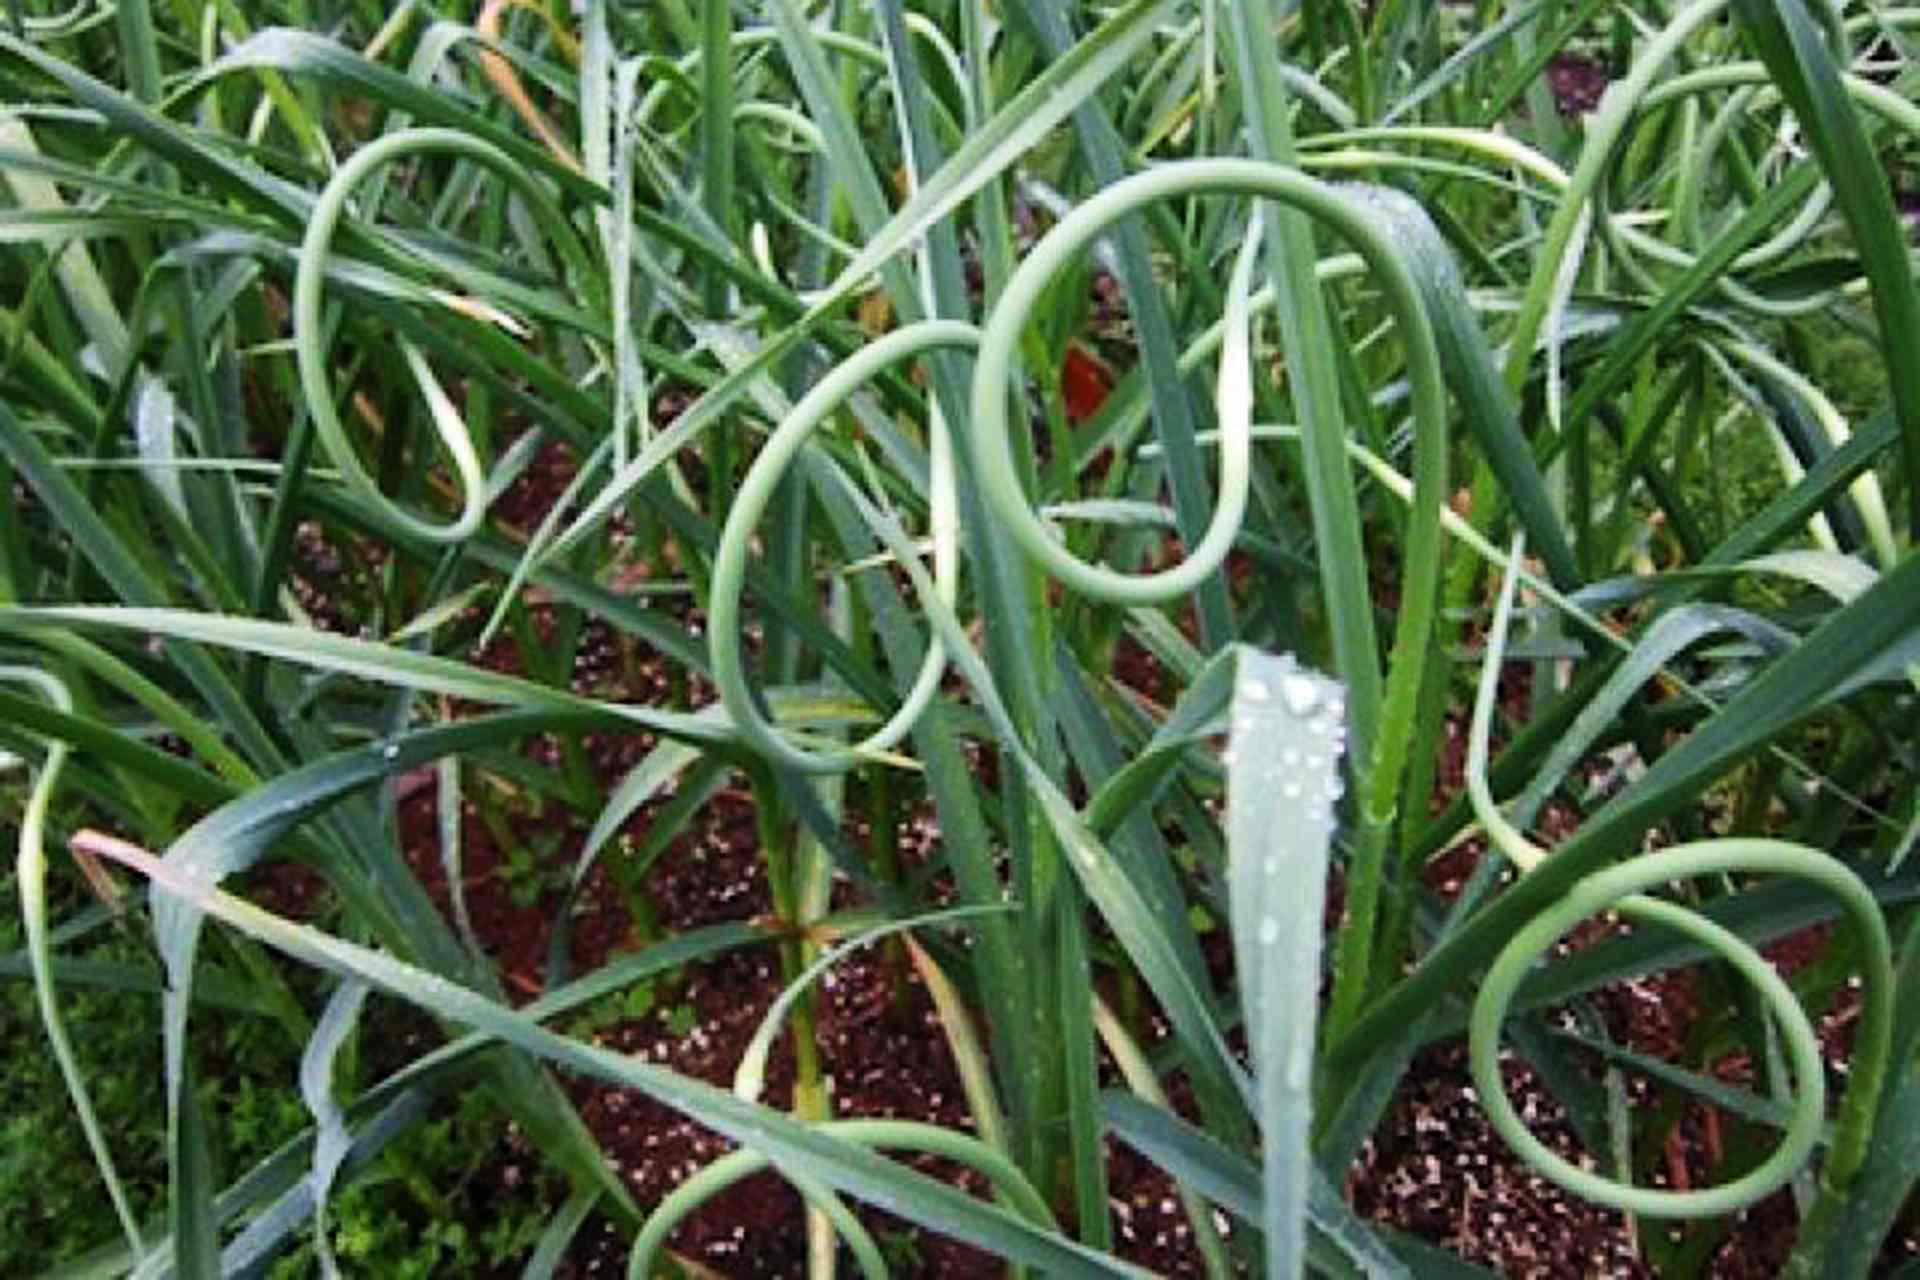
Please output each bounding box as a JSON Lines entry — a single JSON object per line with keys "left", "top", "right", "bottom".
{"left": 1303, "top": 753, "right": 1323, "bottom": 771}
{"left": 1258, "top": 917, "right": 1281, "bottom": 946}
{"left": 1264, "top": 856, "right": 1282, "bottom": 877}
{"left": 1281, "top": 747, "right": 1301, "bottom": 767}
{"left": 1220, "top": 749, "right": 1237, "bottom": 766}
{"left": 1282, "top": 781, "right": 1302, "bottom": 799}
{"left": 1239, "top": 677, "right": 1271, "bottom": 703}
{"left": 1285, "top": 1028, "right": 1313, "bottom": 1089}
{"left": 1279, "top": 672, "right": 1322, "bottom": 717}
{"left": 1324, "top": 775, "right": 1345, "bottom": 800}
{"left": 381, "top": 743, "right": 400, "bottom": 762}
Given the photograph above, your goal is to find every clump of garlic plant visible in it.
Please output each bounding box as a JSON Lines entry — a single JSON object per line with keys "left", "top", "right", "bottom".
{"left": 3, "top": 0, "right": 1918, "bottom": 1277}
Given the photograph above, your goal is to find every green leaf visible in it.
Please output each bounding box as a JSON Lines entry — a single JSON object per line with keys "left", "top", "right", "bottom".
{"left": 1228, "top": 650, "right": 1347, "bottom": 1279}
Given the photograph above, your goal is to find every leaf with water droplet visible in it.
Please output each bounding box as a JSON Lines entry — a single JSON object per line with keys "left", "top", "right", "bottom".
{"left": 1225, "top": 648, "right": 1346, "bottom": 1276}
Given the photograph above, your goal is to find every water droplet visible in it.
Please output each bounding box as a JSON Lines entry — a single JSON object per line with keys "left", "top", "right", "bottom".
{"left": 1281, "top": 747, "right": 1301, "bottom": 767}
{"left": 1220, "top": 749, "right": 1237, "bottom": 766}
{"left": 1324, "top": 775, "right": 1345, "bottom": 799}
{"left": 1264, "top": 856, "right": 1281, "bottom": 876}
{"left": 381, "top": 743, "right": 400, "bottom": 761}
{"left": 1304, "top": 753, "right": 1323, "bottom": 771}
{"left": 1235, "top": 715, "right": 1256, "bottom": 734}
{"left": 1239, "top": 678, "right": 1271, "bottom": 703}
{"left": 1279, "top": 673, "right": 1322, "bottom": 717}
{"left": 1258, "top": 917, "right": 1281, "bottom": 946}
{"left": 1282, "top": 781, "right": 1302, "bottom": 799}
{"left": 1286, "top": 1028, "right": 1313, "bottom": 1089}
{"left": 1306, "top": 803, "right": 1327, "bottom": 823}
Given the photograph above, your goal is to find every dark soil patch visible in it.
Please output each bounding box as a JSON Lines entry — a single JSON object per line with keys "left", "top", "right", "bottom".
{"left": 1547, "top": 55, "right": 1610, "bottom": 117}
{"left": 1352, "top": 1039, "right": 1655, "bottom": 1279}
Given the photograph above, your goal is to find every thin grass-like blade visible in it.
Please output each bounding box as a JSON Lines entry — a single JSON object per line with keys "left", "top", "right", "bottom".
{"left": 1082, "top": 645, "right": 1236, "bottom": 836}
{"left": 300, "top": 979, "right": 369, "bottom": 1278}
{"left": 1732, "top": 0, "right": 1920, "bottom": 530}
{"left": 0, "top": 404, "right": 284, "bottom": 773}
{"left": 0, "top": 606, "right": 727, "bottom": 744}
{"left": 521, "top": 1188, "right": 600, "bottom": 1280}
{"left": 1352, "top": 184, "right": 1576, "bottom": 588}
{"left": 1510, "top": 604, "right": 1796, "bottom": 823}
{"left": 1227, "top": 1, "right": 1379, "bottom": 756}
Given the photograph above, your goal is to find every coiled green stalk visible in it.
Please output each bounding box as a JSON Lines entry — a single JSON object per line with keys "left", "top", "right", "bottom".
{"left": 708, "top": 320, "right": 975, "bottom": 775}
{"left": 293, "top": 127, "right": 595, "bottom": 544}
{"left": 1466, "top": 542, "right": 1893, "bottom": 1217}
